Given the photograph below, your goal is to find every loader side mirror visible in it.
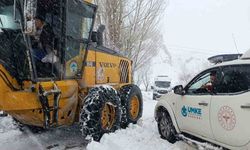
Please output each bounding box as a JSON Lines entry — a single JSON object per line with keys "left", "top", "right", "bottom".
{"left": 174, "top": 85, "right": 185, "bottom": 95}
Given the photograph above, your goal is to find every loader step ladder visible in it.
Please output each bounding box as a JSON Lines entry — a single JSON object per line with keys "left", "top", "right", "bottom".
{"left": 38, "top": 83, "right": 61, "bottom": 129}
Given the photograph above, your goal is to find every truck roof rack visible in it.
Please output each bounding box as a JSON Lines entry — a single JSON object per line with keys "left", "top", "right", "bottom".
{"left": 208, "top": 54, "right": 242, "bottom": 64}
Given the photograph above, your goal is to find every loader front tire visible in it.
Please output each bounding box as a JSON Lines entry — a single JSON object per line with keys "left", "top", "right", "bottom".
{"left": 119, "top": 84, "right": 143, "bottom": 128}
{"left": 80, "top": 86, "right": 121, "bottom": 141}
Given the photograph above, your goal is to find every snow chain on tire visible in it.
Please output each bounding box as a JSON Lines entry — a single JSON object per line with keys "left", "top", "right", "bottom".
{"left": 80, "top": 86, "right": 121, "bottom": 141}
{"left": 119, "top": 84, "right": 143, "bottom": 128}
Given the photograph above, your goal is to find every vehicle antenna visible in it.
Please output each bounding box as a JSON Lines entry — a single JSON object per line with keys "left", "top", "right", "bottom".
{"left": 232, "top": 33, "right": 240, "bottom": 54}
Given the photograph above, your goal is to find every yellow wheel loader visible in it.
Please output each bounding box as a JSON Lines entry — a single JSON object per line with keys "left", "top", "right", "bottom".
{"left": 0, "top": 0, "right": 143, "bottom": 141}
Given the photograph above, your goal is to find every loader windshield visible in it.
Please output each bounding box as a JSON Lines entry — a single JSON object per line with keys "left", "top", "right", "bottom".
{"left": 66, "top": 0, "right": 95, "bottom": 41}
{"left": 0, "top": 1, "right": 21, "bottom": 30}
{"left": 64, "top": 0, "right": 96, "bottom": 78}
{"left": 0, "top": 1, "right": 29, "bottom": 83}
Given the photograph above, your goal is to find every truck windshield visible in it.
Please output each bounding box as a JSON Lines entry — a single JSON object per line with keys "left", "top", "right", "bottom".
{"left": 0, "top": 1, "right": 21, "bottom": 30}
{"left": 155, "top": 81, "right": 171, "bottom": 88}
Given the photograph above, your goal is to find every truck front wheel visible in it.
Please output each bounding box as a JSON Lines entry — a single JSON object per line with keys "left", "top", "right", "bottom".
{"left": 157, "top": 108, "right": 177, "bottom": 143}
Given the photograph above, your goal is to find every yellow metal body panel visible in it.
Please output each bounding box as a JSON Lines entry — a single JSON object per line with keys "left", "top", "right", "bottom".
{"left": 0, "top": 0, "right": 134, "bottom": 129}
{"left": 79, "top": 50, "right": 96, "bottom": 87}
{"left": 0, "top": 77, "right": 79, "bottom": 127}
{"left": 65, "top": 45, "right": 86, "bottom": 77}
{"left": 79, "top": 49, "right": 132, "bottom": 88}
{"left": 0, "top": 48, "right": 132, "bottom": 128}
{"left": 84, "top": 0, "right": 93, "bottom": 3}
{"left": 0, "top": 65, "right": 20, "bottom": 97}
{"left": 95, "top": 51, "right": 120, "bottom": 84}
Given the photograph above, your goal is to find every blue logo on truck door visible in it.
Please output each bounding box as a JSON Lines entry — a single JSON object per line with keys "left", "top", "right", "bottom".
{"left": 181, "top": 106, "right": 188, "bottom": 117}
{"left": 181, "top": 106, "right": 202, "bottom": 119}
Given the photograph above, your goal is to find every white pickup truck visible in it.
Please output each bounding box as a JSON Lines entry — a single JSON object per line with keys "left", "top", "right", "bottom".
{"left": 155, "top": 50, "right": 250, "bottom": 149}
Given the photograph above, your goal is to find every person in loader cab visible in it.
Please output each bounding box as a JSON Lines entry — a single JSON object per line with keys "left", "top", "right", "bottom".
{"left": 32, "top": 15, "right": 58, "bottom": 63}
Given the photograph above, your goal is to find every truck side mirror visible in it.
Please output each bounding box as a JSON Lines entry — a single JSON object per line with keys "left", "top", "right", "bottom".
{"left": 173, "top": 85, "right": 185, "bottom": 95}
{"left": 151, "top": 86, "right": 154, "bottom": 90}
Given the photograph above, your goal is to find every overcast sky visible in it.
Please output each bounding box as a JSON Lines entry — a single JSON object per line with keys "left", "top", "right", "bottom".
{"left": 150, "top": 0, "right": 250, "bottom": 83}
{"left": 162, "top": 0, "right": 250, "bottom": 56}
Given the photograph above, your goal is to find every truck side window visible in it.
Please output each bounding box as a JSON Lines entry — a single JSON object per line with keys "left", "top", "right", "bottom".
{"left": 217, "top": 65, "right": 250, "bottom": 94}
{"left": 186, "top": 69, "right": 221, "bottom": 95}
{"left": 187, "top": 72, "right": 211, "bottom": 95}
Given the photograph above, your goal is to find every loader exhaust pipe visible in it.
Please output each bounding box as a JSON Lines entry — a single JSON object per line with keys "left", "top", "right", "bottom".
{"left": 97, "top": 25, "right": 105, "bottom": 46}
{"left": 91, "top": 25, "right": 105, "bottom": 46}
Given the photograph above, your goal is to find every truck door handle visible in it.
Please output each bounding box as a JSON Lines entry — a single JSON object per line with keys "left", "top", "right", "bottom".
{"left": 241, "top": 104, "right": 250, "bottom": 109}
{"left": 198, "top": 102, "right": 208, "bottom": 106}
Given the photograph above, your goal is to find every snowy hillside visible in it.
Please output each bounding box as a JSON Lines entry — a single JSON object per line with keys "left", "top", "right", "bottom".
{"left": 151, "top": 47, "right": 212, "bottom": 87}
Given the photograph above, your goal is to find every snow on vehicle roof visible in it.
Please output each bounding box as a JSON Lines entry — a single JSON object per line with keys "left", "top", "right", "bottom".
{"left": 154, "top": 76, "right": 171, "bottom": 81}
{"left": 157, "top": 75, "right": 168, "bottom": 77}
{"left": 241, "top": 49, "right": 250, "bottom": 59}
{"left": 205, "top": 50, "right": 250, "bottom": 70}
{"left": 198, "top": 59, "right": 250, "bottom": 71}
{"left": 208, "top": 54, "right": 242, "bottom": 64}
{"left": 208, "top": 58, "right": 250, "bottom": 69}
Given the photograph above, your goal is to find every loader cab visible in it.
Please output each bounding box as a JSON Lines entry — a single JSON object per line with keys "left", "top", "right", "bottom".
{"left": 23, "top": 0, "right": 96, "bottom": 81}
{"left": 0, "top": 0, "right": 29, "bottom": 84}
{"left": 0, "top": 0, "right": 96, "bottom": 84}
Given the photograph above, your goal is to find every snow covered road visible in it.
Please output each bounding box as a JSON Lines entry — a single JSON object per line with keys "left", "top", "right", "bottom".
{"left": 0, "top": 116, "right": 87, "bottom": 150}
{"left": 87, "top": 92, "right": 194, "bottom": 150}
{"left": 0, "top": 91, "right": 195, "bottom": 150}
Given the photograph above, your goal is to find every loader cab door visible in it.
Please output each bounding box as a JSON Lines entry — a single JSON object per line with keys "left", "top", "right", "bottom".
{"left": 64, "top": 0, "right": 96, "bottom": 79}
{"left": 28, "top": 0, "right": 64, "bottom": 80}
{"left": 26, "top": 0, "right": 96, "bottom": 81}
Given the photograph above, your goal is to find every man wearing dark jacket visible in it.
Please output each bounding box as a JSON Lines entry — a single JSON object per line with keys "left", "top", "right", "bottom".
{"left": 32, "top": 15, "right": 57, "bottom": 63}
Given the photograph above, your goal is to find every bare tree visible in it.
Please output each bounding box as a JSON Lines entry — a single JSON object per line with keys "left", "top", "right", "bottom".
{"left": 136, "top": 64, "right": 152, "bottom": 91}
{"left": 94, "top": 0, "right": 124, "bottom": 49}
{"left": 94, "top": 0, "right": 168, "bottom": 74}
{"left": 142, "top": 71, "right": 151, "bottom": 91}
{"left": 178, "top": 70, "right": 193, "bottom": 85}
{"left": 178, "top": 58, "right": 210, "bottom": 85}
{"left": 135, "top": 73, "right": 143, "bottom": 87}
